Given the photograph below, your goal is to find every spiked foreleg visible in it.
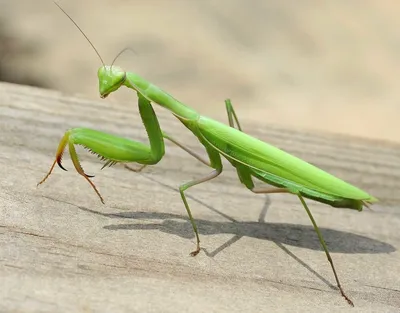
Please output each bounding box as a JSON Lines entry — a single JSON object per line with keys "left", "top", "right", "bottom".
{"left": 37, "top": 93, "right": 165, "bottom": 203}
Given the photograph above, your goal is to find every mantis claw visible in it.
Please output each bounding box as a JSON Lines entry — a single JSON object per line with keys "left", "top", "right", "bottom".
{"left": 39, "top": 130, "right": 104, "bottom": 203}
{"left": 343, "top": 295, "right": 354, "bottom": 307}
{"left": 56, "top": 150, "right": 95, "bottom": 178}
{"left": 57, "top": 159, "right": 68, "bottom": 171}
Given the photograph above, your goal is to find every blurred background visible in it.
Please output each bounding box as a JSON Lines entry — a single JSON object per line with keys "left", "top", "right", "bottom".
{"left": 0, "top": 0, "right": 398, "bottom": 143}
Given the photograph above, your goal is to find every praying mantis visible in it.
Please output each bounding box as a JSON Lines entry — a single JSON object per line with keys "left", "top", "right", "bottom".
{"left": 38, "top": 2, "right": 379, "bottom": 307}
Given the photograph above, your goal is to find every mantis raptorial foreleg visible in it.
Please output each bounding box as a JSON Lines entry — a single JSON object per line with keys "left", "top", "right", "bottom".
{"left": 38, "top": 93, "right": 165, "bottom": 203}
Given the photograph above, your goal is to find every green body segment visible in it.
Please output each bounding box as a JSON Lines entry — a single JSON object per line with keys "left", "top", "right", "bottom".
{"left": 97, "top": 66, "right": 377, "bottom": 209}
{"left": 98, "top": 66, "right": 199, "bottom": 120}
{"left": 196, "top": 116, "right": 377, "bottom": 205}
{"left": 125, "top": 72, "right": 200, "bottom": 121}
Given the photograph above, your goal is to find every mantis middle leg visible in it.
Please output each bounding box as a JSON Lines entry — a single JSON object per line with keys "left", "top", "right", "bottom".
{"left": 121, "top": 117, "right": 224, "bottom": 256}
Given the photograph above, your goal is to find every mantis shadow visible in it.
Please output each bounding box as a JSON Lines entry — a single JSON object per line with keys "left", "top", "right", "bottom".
{"left": 73, "top": 171, "right": 394, "bottom": 293}
{"left": 79, "top": 202, "right": 394, "bottom": 292}
{"left": 74, "top": 170, "right": 394, "bottom": 256}
{"left": 94, "top": 210, "right": 394, "bottom": 255}
{"left": 99, "top": 172, "right": 394, "bottom": 256}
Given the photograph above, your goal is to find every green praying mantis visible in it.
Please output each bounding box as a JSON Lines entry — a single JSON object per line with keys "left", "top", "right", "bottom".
{"left": 38, "top": 2, "right": 379, "bottom": 307}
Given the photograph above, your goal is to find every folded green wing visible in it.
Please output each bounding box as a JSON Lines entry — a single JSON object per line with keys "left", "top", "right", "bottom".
{"left": 197, "top": 117, "right": 377, "bottom": 202}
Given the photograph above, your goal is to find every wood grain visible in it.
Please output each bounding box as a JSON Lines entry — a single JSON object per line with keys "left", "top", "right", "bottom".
{"left": 1, "top": 82, "right": 399, "bottom": 312}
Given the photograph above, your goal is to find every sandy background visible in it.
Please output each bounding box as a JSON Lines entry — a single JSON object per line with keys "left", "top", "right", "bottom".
{"left": 0, "top": 0, "right": 398, "bottom": 143}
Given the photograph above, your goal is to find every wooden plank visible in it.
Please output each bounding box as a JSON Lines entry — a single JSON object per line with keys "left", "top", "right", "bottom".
{"left": 0, "top": 81, "right": 399, "bottom": 312}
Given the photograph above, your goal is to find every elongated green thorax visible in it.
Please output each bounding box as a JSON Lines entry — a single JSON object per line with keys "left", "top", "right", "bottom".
{"left": 124, "top": 72, "right": 199, "bottom": 120}
{"left": 97, "top": 66, "right": 199, "bottom": 121}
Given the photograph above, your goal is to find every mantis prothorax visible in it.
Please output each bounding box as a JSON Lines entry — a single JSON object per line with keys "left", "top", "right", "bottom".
{"left": 38, "top": 2, "right": 378, "bottom": 307}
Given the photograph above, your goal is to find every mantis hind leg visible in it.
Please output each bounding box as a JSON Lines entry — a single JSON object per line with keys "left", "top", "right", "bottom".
{"left": 219, "top": 99, "right": 353, "bottom": 305}
{"left": 297, "top": 194, "right": 354, "bottom": 306}
{"left": 246, "top": 180, "right": 354, "bottom": 306}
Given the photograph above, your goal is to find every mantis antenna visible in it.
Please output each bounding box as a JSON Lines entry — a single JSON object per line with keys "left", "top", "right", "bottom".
{"left": 53, "top": 1, "right": 105, "bottom": 67}
{"left": 111, "top": 47, "right": 137, "bottom": 70}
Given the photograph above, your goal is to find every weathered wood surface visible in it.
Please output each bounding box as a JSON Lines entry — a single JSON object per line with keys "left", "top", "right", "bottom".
{"left": 0, "top": 82, "right": 399, "bottom": 312}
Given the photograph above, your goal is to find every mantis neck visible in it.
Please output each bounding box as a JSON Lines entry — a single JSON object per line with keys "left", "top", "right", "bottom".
{"left": 125, "top": 72, "right": 200, "bottom": 121}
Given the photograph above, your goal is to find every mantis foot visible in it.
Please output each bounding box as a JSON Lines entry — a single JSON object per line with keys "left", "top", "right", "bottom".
{"left": 190, "top": 244, "right": 201, "bottom": 257}
{"left": 341, "top": 291, "right": 354, "bottom": 307}
{"left": 123, "top": 164, "right": 147, "bottom": 173}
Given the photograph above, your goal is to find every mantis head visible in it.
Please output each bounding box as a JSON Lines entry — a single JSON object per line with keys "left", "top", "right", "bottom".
{"left": 53, "top": 2, "right": 131, "bottom": 99}
{"left": 98, "top": 65, "right": 126, "bottom": 98}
